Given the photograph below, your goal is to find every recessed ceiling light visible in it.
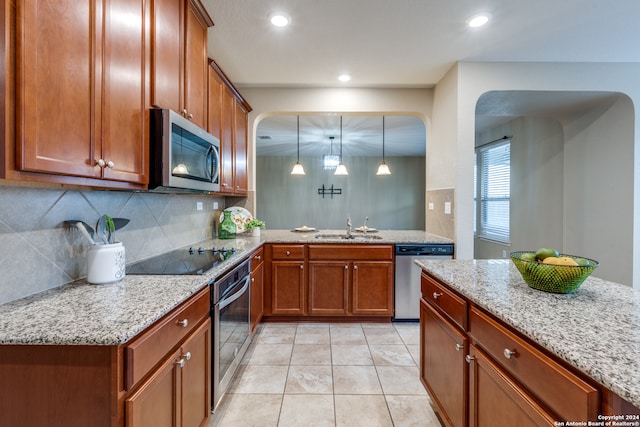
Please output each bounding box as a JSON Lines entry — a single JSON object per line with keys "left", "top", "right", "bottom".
{"left": 467, "top": 14, "right": 489, "bottom": 28}
{"left": 269, "top": 12, "right": 290, "bottom": 27}
{"left": 338, "top": 74, "right": 351, "bottom": 82}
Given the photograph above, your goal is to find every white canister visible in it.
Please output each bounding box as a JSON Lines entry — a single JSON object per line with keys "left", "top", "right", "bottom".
{"left": 87, "top": 242, "right": 126, "bottom": 284}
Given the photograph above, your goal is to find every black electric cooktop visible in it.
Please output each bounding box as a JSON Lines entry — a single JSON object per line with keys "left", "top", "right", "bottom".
{"left": 126, "top": 246, "right": 236, "bottom": 275}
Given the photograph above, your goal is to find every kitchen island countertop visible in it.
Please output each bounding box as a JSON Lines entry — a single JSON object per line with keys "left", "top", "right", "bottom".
{"left": 0, "top": 230, "right": 450, "bottom": 347}
{"left": 416, "top": 258, "right": 640, "bottom": 410}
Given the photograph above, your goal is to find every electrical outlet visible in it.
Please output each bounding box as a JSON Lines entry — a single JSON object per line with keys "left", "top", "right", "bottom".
{"left": 196, "top": 202, "right": 203, "bottom": 211}
{"left": 213, "top": 202, "right": 219, "bottom": 210}
{"left": 502, "top": 250, "right": 507, "bottom": 258}
{"left": 444, "top": 202, "right": 451, "bottom": 214}
{"left": 428, "top": 202, "right": 434, "bottom": 210}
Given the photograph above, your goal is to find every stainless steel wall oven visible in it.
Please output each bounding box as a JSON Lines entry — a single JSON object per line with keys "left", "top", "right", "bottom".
{"left": 211, "top": 258, "right": 252, "bottom": 411}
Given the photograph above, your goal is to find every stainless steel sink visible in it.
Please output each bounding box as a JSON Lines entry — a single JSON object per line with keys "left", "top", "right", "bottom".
{"left": 314, "top": 233, "right": 383, "bottom": 240}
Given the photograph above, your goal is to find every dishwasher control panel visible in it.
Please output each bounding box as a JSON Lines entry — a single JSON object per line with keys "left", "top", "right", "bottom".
{"left": 395, "top": 244, "right": 454, "bottom": 256}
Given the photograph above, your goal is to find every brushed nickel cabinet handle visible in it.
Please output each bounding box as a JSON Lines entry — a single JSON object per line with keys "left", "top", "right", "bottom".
{"left": 433, "top": 292, "right": 442, "bottom": 299}
{"left": 504, "top": 348, "right": 517, "bottom": 359}
{"left": 455, "top": 343, "right": 463, "bottom": 352}
{"left": 465, "top": 355, "right": 475, "bottom": 363}
{"left": 176, "top": 358, "right": 185, "bottom": 368}
{"left": 177, "top": 319, "right": 188, "bottom": 328}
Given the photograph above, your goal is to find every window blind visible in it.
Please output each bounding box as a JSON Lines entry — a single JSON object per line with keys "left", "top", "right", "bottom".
{"left": 477, "top": 140, "right": 510, "bottom": 243}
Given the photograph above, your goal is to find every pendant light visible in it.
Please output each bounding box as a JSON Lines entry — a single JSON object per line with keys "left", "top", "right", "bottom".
{"left": 376, "top": 116, "right": 391, "bottom": 175}
{"left": 291, "top": 115, "right": 305, "bottom": 175}
{"left": 334, "top": 116, "right": 348, "bottom": 175}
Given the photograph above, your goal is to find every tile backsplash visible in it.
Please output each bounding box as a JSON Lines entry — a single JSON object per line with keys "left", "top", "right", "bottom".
{"left": 0, "top": 185, "right": 233, "bottom": 305}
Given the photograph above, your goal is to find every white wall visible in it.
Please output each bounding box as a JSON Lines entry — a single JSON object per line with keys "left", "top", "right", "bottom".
{"left": 432, "top": 62, "right": 640, "bottom": 287}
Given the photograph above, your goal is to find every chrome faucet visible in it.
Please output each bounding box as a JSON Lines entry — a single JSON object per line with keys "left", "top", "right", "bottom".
{"left": 346, "top": 216, "right": 352, "bottom": 238}
{"left": 362, "top": 216, "right": 369, "bottom": 235}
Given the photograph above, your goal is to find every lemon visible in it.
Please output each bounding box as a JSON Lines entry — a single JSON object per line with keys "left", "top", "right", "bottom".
{"left": 542, "top": 256, "right": 562, "bottom": 265}
{"left": 557, "top": 256, "right": 578, "bottom": 266}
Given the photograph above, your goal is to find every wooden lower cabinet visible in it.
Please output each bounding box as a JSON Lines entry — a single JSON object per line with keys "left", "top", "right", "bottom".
{"left": 420, "top": 298, "right": 467, "bottom": 427}
{"left": 271, "top": 260, "right": 305, "bottom": 315}
{"left": 250, "top": 248, "right": 265, "bottom": 332}
{"left": 126, "top": 318, "right": 210, "bottom": 427}
{"left": 308, "top": 261, "right": 349, "bottom": 315}
{"left": 351, "top": 260, "right": 394, "bottom": 315}
{"left": 468, "top": 345, "right": 556, "bottom": 427}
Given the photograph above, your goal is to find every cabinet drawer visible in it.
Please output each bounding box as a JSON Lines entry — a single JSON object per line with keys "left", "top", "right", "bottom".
{"left": 421, "top": 273, "right": 467, "bottom": 330}
{"left": 124, "top": 287, "right": 210, "bottom": 390}
{"left": 308, "top": 244, "right": 393, "bottom": 260}
{"left": 469, "top": 306, "right": 599, "bottom": 422}
{"left": 271, "top": 244, "right": 305, "bottom": 260}
{"left": 251, "top": 246, "right": 265, "bottom": 268}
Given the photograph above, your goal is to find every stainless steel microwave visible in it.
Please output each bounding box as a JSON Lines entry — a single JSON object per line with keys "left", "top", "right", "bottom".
{"left": 149, "top": 109, "right": 220, "bottom": 193}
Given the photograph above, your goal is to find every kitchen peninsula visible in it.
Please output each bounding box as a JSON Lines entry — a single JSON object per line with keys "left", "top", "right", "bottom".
{"left": 417, "top": 259, "right": 640, "bottom": 426}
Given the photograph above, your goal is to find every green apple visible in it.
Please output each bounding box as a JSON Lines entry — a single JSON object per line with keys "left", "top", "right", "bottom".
{"left": 520, "top": 252, "right": 536, "bottom": 262}
{"left": 574, "top": 258, "right": 591, "bottom": 267}
{"left": 535, "top": 247, "right": 559, "bottom": 261}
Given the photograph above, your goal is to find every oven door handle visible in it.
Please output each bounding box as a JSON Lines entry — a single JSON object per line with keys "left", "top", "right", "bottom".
{"left": 218, "top": 275, "right": 250, "bottom": 310}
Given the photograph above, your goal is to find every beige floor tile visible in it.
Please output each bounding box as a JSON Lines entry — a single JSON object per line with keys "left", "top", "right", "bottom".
{"left": 257, "top": 323, "right": 297, "bottom": 344}
{"left": 245, "top": 343, "right": 293, "bottom": 365}
{"left": 209, "top": 393, "right": 282, "bottom": 427}
{"left": 278, "top": 395, "right": 336, "bottom": 427}
{"left": 385, "top": 395, "right": 442, "bottom": 427}
{"left": 369, "top": 344, "right": 416, "bottom": 366}
{"left": 333, "top": 365, "right": 382, "bottom": 394}
{"left": 406, "top": 344, "right": 420, "bottom": 365}
{"left": 334, "top": 394, "right": 393, "bottom": 427}
{"left": 228, "top": 365, "right": 289, "bottom": 394}
{"left": 394, "top": 323, "right": 421, "bottom": 345}
{"left": 331, "top": 344, "right": 373, "bottom": 365}
{"left": 290, "top": 344, "right": 332, "bottom": 366}
{"left": 362, "top": 328, "right": 404, "bottom": 345}
{"left": 376, "top": 366, "right": 427, "bottom": 395}
{"left": 330, "top": 327, "right": 367, "bottom": 345}
{"left": 294, "top": 329, "right": 331, "bottom": 344}
{"left": 285, "top": 365, "right": 333, "bottom": 394}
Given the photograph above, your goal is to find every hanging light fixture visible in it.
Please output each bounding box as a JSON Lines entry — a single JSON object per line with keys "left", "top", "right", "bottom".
{"left": 323, "top": 136, "right": 340, "bottom": 170}
{"left": 376, "top": 116, "right": 391, "bottom": 175}
{"left": 334, "top": 116, "right": 348, "bottom": 175}
{"left": 291, "top": 115, "right": 305, "bottom": 175}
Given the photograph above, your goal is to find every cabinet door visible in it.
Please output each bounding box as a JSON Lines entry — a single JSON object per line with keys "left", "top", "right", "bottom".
{"left": 351, "top": 261, "right": 393, "bottom": 315}
{"left": 102, "top": 0, "right": 148, "bottom": 184}
{"left": 16, "top": 0, "right": 101, "bottom": 178}
{"left": 219, "top": 85, "right": 235, "bottom": 193}
{"left": 149, "top": 0, "right": 183, "bottom": 111}
{"left": 233, "top": 101, "right": 248, "bottom": 194}
{"left": 125, "top": 348, "right": 180, "bottom": 427}
{"left": 271, "top": 261, "right": 305, "bottom": 315}
{"left": 180, "top": 319, "right": 211, "bottom": 427}
{"left": 468, "top": 345, "right": 556, "bottom": 427}
{"left": 183, "top": 0, "right": 209, "bottom": 128}
{"left": 250, "top": 260, "right": 265, "bottom": 332}
{"left": 420, "top": 299, "right": 467, "bottom": 427}
{"left": 308, "top": 261, "right": 349, "bottom": 315}
{"left": 207, "top": 65, "right": 223, "bottom": 140}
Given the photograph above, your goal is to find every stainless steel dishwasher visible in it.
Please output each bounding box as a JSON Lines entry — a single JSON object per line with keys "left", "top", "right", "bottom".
{"left": 394, "top": 243, "right": 454, "bottom": 321}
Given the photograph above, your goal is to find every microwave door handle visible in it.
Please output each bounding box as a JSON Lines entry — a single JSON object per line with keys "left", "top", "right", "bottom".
{"left": 218, "top": 275, "right": 250, "bottom": 310}
{"left": 205, "top": 145, "right": 218, "bottom": 183}
{"left": 211, "top": 146, "right": 220, "bottom": 184}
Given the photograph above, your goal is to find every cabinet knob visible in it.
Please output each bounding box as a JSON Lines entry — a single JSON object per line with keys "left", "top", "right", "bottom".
{"left": 299, "top": 265, "right": 303, "bottom": 270}
{"left": 222, "top": 183, "right": 229, "bottom": 188}
{"left": 106, "top": 160, "right": 114, "bottom": 169}
{"left": 176, "top": 358, "right": 186, "bottom": 368}
{"left": 182, "top": 109, "right": 188, "bottom": 116}
{"left": 455, "top": 343, "right": 463, "bottom": 352}
{"left": 96, "top": 159, "right": 105, "bottom": 167}
{"left": 184, "top": 351, "right": 191, "bottom": 361}
{"left": 177, "top": 319, "right": 188, "bottom": 328}
{"left": 344, "top": 265, "right": 348, "bottom": 270}
{"left": 251, "top": 277, "right": 255, "bottom": 283}
{"left": 433, "top": 292, "right": 442, "bottom": 299}
{"left": 354, "top": 265, "right": 358, "bottom": 270}
{"left": 465, "top": 355, "right": 475, "bottom": 364}
{"left": 188, "top": 113, "right": 193, "bottom": 119}
{"left": 503, "top": 348, "right": 517, "bottom": 359}
{"left": 255, "top": 255, "right": 261, "bottom": 260}
{"left": 286, "top": 250, "right": 291, "bottom": 256}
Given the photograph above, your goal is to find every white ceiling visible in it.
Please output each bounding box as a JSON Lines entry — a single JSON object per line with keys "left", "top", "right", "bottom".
{"left": 201, "top": 1, "right": 640, "bottom": 156}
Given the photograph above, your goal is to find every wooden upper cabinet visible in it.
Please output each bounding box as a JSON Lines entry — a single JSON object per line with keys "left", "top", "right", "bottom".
{"left": 150, "top": 0, "right": 212, "bottom": 129}
{"left": 16, "top": 0, "right": 148, "bottom": 185}
{"left": 16, "top": 0, "right": 101, "bottom": 179}
{"left": 233, "top": 101, "right": 248, "bottom": 194}
{"left": 149, "top": 0, "right": 183, "bottom": 112}
{"left": 208, "top": 59, "right": 252, "bottom": 196}
{"left": 183, "top": 0, "right": 210, "bottom": 129}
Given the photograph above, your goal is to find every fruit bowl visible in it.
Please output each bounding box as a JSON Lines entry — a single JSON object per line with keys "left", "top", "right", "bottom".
{"left": 510, "top": 251, "right": 599, "bottom": 294}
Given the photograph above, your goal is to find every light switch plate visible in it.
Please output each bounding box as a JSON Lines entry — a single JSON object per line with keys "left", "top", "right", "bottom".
{"left": 444, "top": 202, "right": 451, "bottom": 214}
{"left": 428, "top": 202, "right": 434, "bottom": 210}
{"left": 213, "top": 202, "right": 219, "bottom": 210}
{"left": 196, "top": 202, "right": 203, "bottom": 211}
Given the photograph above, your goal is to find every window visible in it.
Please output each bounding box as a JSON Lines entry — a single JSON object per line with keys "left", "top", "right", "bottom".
{"left": 475, "top": 140, "right": 510, "bottom": 243}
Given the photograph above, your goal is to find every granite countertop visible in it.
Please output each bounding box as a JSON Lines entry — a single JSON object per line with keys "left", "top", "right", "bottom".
{"left": 415, "top": 258, "right": 640, "bottom": 409}
{"left": 0, "top": 229, "right": 449, "bottom": 347}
